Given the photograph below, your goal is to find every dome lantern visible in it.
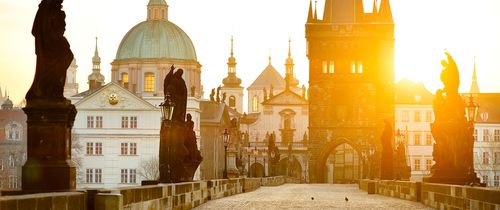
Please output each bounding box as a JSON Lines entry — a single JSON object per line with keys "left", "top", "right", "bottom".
{"left": 148, "top": 0, "right": 168, "bottom": 21}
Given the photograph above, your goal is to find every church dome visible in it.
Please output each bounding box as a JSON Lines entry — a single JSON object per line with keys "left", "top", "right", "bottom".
{"left": 116, "top": 21, "right": 197, "bottom": 61}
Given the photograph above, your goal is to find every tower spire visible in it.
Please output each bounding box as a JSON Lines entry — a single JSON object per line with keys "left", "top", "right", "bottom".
{"left": 307, "top": 0, "right": 313, "bottom": 22}
{"left": 92, "top": 37, "right": 101, "bottom": 72}
{"left": 88, "top": 37, "right": 105, "bottom": 90}
{"left": 379, "top": 0, "right": 393, "bottom": 23}
{"left": 314, "top": 0, "right": 318, "bottom": 20}
{"left": 222, "top": 35, "right": 242, "bottom": 88}
{"left": 372, "top": 0, "right": 378, "bottom": 13}
{"left": 285, "top": 37, "right": 298, "bottom": 90}
{"left": 470, "top": 57, "right": 480, "bottom": 94}
{"left": 230, "top": 35, "right": 234, "bottom": 57}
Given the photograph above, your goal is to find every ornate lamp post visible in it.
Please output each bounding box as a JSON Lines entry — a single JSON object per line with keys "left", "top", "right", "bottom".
{"left": 466, "top": 94, "right": 479, "bottom": 177}
{"left": 159, "top": 94, "right": 175, "bottom": 183}
{"left": 253, "top": 146, "right": 259, "bottom": 177}
{"left": 369, "top": 144, "right": 375, "bottom": 179}
{"left": 247, "top": 142, "right": 251, "bottom": 177}
{"left": 262, "top": 149, "right": 268, "bottom": 177}
{"left": 222, "top": 129, "right": 230, "bottom": 179}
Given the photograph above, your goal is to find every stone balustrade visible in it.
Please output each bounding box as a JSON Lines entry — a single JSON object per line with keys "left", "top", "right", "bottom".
{"left": 0, "top": 176, "right": 286, "bottom": 210}
{"left": 358, "top": 179, "right": 500, "bottom": 209}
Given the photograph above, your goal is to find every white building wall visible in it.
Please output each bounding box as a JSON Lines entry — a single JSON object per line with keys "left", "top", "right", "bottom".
{"left": 474, "top": 123, "right": 500, "bottom": 188}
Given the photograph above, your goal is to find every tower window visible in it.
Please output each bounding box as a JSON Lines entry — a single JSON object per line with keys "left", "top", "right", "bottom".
{"left": 329, "top": 61, "right": 335, "bottom": 73}
{"left": 252, "top": 96, "right": 259, "bottom": 112}
{"left": 229, "top": 66, "right": 235, "bottom": 73}
{"left": 144, "top": 73, "right": 155, "bottom": 92}
{"left": 229, "top": 96, "right": 236, "bottom": 107}
{"left": 351, "top": 61, "right": 363, "bottom": 74}
{"left": 322, "top": 61, "right": 328, "bottom": 73}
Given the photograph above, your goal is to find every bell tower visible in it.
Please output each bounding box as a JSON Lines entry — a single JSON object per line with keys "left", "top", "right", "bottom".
{"left": 221, "top": 36, "right": 244, "bottom": 113}
{"left": 306, "top": 0, "right": 395, "bottom": 183}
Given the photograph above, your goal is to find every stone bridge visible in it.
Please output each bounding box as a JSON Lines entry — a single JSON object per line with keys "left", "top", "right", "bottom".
{"left": 1, "top": 177, "right": 499, "bottom": 209}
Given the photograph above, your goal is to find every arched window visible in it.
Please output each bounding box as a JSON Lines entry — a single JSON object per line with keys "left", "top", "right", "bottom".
{"left": 121, "top": 72, "right": 129, "bottom": 88}
{"left": 229, "top": 96, "right": 236, "bottom": 107}
{"left": 144, "top": 73, "right": 155, "bottom": 92}
{"left": 252, "top": 96, "right": 259, "bottom": 112}
{"left": 5, "top": 122, "right": 22, "bottom": 141}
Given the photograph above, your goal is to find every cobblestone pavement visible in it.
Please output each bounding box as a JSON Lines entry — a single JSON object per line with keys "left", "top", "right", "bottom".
{"left": 193, "top": 184, "right": 432, "bottom": 210}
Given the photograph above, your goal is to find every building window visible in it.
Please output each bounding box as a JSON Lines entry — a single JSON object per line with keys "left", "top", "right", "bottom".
{"left": 121, "top": 169, "right": 128, "bottom": 183}
{"left": 425, "top": 111, "right": 432, "bottom": 122}
{"left": 350, "top": 61, "right": 363, "bottom": 74}
{"left": 402, "top": 111, "right": 409, "bottom": 122}
{"left": 95, "top": 116, "right": 103, "bottom": 128}
{"left": 413, "top": 132, "right": 421, "bottom": 146}
{"left": 8, "top": 155, "right": 15, "bottom": 167}
{"left": 357, "top": 61, "right": 363, "bottom": 74}
{"left": 9, "top": 176, "right": 18, "bottom": 189}
{"left": 229, "top": 96, "right": 236, "bottom": 107}
{"left": 144, "top": 72, "right": 155, "bottom": 92}
{"left": 121, "top": 143, "right": 128, "bottom": 155}
{"left": 425, "top": 133, "right": 432, "bottom": 145}
{"left": 95, "top": 142, "right": 102, "bottom": 155}
{"left": 350, "top": 61, "right": 356, "bottom": 74}
{"left": 494, "top": 176, "right": 499, "bottom": 187}
{"left": 474, "top": 129, "right": 478, "bottom": 141}
{"left": 130, "top": 169, "right": 137, "bottom": 184}
{"left": 95, "top": 169, "right": 102, "bottom": 183}
{"left": 495, "top": 152, "right": 500, "bottom": 164}
{"left": 0, "top": 159, "right": 3, "bottom": 170}
{"left": 87, "top": 116, "right": 94, "bottom": 128}
{"left": 121, "top": 73, "right": 128, "bottom": 83}
{"left": 130, "top": 143, "right": 137, "bottom": 155}
{"left": 483, "top": 175, "right": 489, "bottom": 186}
{"left": 322, "top": 61, "right": 328, "bottom": 73}
{"left": 484, "top": 129, "right": 490, "bottom": 142}
{"left": 121, "top": 116, "right": 129, "bottom": 128}
{"left": 86, "top": 142, "right": 94, "bottom": 155}
{"left": 130, "top": 116, "right": 137, "bottom": 129}
{"left": 414, "top": 111, "right": 421, "bottom": 122}
{"left": 495, "top": 130, "right": 500, "bottom": 142}
{"left": 483, "top": 152, "right": 489, "bottom": 164}
{"left": 6, "top": 122, "right": 22, "bottom": 141}
{"left": 481, "top": 112, "right": 489, "bottom": 121}
{"left": 413, "top": 159, "right": 421, "bottom": 171}
{"left": 86, "top": 169, "right": 93, "bottom": 183}
{"left": 328, "top": 61, "right": 335, "bottom": 73}
{"left": 252, "top": 96, "right": 259, "bottom": 112}
{"left": 425, "top": 159, "right": 433, "bottom": 171}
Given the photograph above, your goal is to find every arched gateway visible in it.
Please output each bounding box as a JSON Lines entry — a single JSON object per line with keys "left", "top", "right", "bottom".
{"left": 305, "top": 0, "right": 395, "bottom": 183}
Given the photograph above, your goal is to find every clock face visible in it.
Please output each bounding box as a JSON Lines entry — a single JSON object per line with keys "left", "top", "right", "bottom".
{"left": 108, "top": 93, "right": 119, "bottom": 105}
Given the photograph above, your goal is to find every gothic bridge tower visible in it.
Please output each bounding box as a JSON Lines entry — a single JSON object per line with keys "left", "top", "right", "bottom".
{"left": 306, "top": 0, "right": 395, "bottom": 183}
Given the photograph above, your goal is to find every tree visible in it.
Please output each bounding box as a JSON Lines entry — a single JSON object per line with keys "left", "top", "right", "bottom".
{"left": 139, "top": 156, "right": 159, "bottom": 180}
{"left": 71, "top": 132, "right": 84, "bottom": 185}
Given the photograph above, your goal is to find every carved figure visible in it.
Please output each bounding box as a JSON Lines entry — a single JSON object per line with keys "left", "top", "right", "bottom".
{"left": 184, "top": 114, "right": 203, "bottom": 178}
{"left": 210, "top": 89, "right": 215, "bottom": 102}
{"left": 27, "top": 0, "right": 73, "bottom": 101}
{"left": 380, "top": 120, "right": 394, "bottom": 180}
{"left": 190, "top": 86, "right": 196, "bottom": 97}
{"left": 222, "top": 92, "right": 226, "bottom": 103}
{"left": 163, "top": 65, "right": 175, "bottom": 98}
{"left": 263, "top": 87, "right": 268, "bottom": 100}
{"left": 216, "top": 86, "right": 221, "bottom": 102}
{"left": 163, "top": 65, "right": 187, "bottom": 123}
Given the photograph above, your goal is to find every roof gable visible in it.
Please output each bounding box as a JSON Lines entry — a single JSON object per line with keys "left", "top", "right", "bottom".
{"left": 262, "top": 89, "right": 308, "bottom": 106}
{"left": 74, "top": 82, "right": 156, "bottom": 110}
{"left": 248, "top": 64, "right": 285, "bottom": 89}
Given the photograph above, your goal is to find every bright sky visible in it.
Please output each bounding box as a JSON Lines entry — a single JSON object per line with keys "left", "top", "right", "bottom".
{"left": 1, "top": 0, "right": 500, "bottom": 105}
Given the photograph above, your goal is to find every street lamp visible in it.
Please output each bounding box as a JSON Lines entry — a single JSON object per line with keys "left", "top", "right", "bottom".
{"left": 222, "top": 129, "right": 230, "bottom": 179}
{"left": 465, "top": 94, "right": 479, "bottom": 123}
{"left": 160, "top": 93, "right": 175, "bottom": 123}
{"left": 247, "top": 142, "right": 251, "bottom": 177}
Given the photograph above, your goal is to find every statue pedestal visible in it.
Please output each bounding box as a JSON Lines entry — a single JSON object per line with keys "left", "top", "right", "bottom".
{"left": 423, "top": 170, "right": 481, "bottom": 185}
{"left": 159, "top": 121, "right": 189, "bottom": 183}
{"left": 22, "top": 100, "right": 76, "bottom": 192}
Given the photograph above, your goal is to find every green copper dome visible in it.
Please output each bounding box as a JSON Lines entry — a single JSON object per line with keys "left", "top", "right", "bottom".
{"left": 115, "top": 20, "right": 197, "bottom": 61}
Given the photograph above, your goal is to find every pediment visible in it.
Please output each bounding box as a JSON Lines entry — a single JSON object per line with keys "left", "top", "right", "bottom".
{"left": 74, "top": 82, "right": 156, "bottom": 110}
{"left": 262, "top": 90, "right": 308, "bottom": 106}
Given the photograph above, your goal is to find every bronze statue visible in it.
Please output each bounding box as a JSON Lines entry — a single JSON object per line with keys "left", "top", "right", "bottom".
{"left": 163, "top": 65, "right": 175, "bottom": 98}
{"left": 209, "top": 88, "right": 215, "bottom": 102}
{"left": 163, "top": 66, "right": 187, "bottom": 123}
{"left": 27, "top": 0, "right": 73, "bottom": 101}
{"left": 184, "top": 114, "right": 203, "bottom": 179}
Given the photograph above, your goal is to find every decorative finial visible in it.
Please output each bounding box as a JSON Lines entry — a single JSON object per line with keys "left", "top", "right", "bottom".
{"left": 268, "top": 49, "right": 272, "bottom": 64}
{"left": 231, "top": 36, "right": 234, "bottom": 57}
{"left": 314, "top": 0, "right": 318, "bottom": 20}
{"left": 288, "top": 36, "right": 292, "bottom": 58}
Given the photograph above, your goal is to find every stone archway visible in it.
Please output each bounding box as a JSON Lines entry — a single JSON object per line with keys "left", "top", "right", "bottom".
{"left": 278, "top": 157, "right": 302, "bottom": 179}
{"left": 314, "top": 138, "right": 363, "bottom": 183}
{"left": 250, "top": 163, "right": 264, "bottom": 177}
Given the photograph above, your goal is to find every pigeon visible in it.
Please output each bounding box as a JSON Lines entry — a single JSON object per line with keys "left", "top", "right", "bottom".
{"left": 311, "top": 197, "right": 314, "bottom": 200}
{"left": 345, "top": 196, "right": 349, "bottom": 202}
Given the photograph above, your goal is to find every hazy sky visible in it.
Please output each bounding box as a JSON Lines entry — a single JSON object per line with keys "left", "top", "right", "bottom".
{"left": 1, "top": 0, "right": 500, "bottom": 105}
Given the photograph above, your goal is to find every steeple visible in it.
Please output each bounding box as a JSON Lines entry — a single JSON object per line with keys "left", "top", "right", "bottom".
{"left": 147, "top": 0, "right": 168, "bottom": 21}
{"left": 372, "top": 0, "right": 378, "bottom": 13}
{"left": 307, "top": 0, "right": 313, "bottom": 23}
{"left": 88, "top": 37, "right": 105, "bottom": 90}
{"left": 222, "top": 36, "right": 242, "bottom": 87}
{"left": 379, "top": 0, "right": 393, "bottom": 23}
{"left": 285, "top": 38, "right": 299, "bottom": 90}
{"left": 314, "top": 0, "right": 318, "bottom": 20}
{"left": 470, "top": 57, "right": 480, "bottom": 94}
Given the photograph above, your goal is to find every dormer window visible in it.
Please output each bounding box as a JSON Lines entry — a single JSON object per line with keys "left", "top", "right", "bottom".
{"left": 481, "top": 112, "right": 489, "bottom": 122}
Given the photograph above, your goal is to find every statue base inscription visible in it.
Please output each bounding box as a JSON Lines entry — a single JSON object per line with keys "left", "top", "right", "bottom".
{"left": 22, "top": 100, "right": 77, "bottom": 192}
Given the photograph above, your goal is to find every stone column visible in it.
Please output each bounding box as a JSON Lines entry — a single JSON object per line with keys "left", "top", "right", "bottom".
{"left": 22, "top": 100, "right": 77, "bottom": 192}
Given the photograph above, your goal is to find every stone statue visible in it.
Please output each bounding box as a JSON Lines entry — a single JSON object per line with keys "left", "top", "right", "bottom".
{"left": 268, "top": 132, "right": 280, "bottom": 176}
{"left": 163, "top": 65, "right": 175, "bottom": 99}
{"left": 263, "top": 87, "right": 268, "bottom": 100}
{"left": 216, "top": 86, "right": 221, "bottom": 102}
{"left": 269, "top": 85, "right": 274, "bottom": 98}
{"left": 222, "top": 92, "right": 227, "bottom": 103}
{"left": 424, "top": 52, "right": 480, "bottom": 185}
{"left": 26, "top": 0, "right": 73, "bottom": 101}
{"left": 209, "top": 89, "right": 215, "bottom": 102}
{"left": 190, "top": 86, "right": 196, "bottom": 97}
{"left": 184, "top": 113, "right": 203, "bottom": 179}
{"left": 164, "top": 67, "right": 187, "bottom": 123}
{"left": 380, "top": 120, "right": 394, "bottom": 180}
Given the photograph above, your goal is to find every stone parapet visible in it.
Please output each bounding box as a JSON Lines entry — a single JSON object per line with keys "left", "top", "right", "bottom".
{"left": 0, "top": 191, "right": 86, "bottom": 210}
{"left": 262, "top": 176, "right": 285, "bottom": 186}
{"left": 358, "top": 179, "right": 500, "bottom": 209}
